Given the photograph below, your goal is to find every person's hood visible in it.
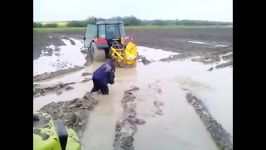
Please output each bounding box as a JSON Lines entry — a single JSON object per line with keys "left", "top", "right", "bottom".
{"left": 105, "top": 59, "right": 115, "bottom": 71}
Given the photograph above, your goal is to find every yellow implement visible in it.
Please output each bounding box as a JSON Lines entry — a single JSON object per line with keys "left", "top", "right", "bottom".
{"left": 110, "top": 41, "right": 137, "bottom": 67}
{"left": 33, "top": 113, "right": 81, "bottom": 150}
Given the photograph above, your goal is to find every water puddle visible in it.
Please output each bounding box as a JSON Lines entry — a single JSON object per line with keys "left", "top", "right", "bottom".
{"left": 188, "top": 40, "right": 228, "bottom": 48}
{"left": 34, "top": 69, "right": 88, "bottom": 85}
{"left": 189, "top": 67, "right": 233, "bottom": 134}
{"left": 136, "top": 60, "right": 232, "bottom": 133}
{"left": 217, "top": 51, "right": 233, "bottom": 66}
{"left": 33, "top": 80, "right": 92, "bottom": 112}
{"left": 34, "top": 45, "right": 232, "bottom": 149}
{"left": 137, "top": 46, "right": 179, "bottom": 61}
{"left": 80, "top": 70, "right": 136, "bottom": 149}
{"left": 134, "top": 81, "right": 218, "bottom": 150}
{"left": 33, "top": 38, "right": 86, "bottom": 76}
{"left": 215, "top": 44, "right": 228, "bottom": 47}
{"left": 188, "top": 40, "right": 208, "bottom": 45}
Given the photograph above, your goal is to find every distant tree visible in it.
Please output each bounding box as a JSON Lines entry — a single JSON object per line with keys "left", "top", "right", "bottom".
{"left": 150, "top": 20, "right": 176, "bottom": 26}
{"left": 123, "top": 15, "right": 142, "bottom": 26}
{"left": 151, "top": 20, "right": 166, "bottom": 26}
{"left": 48, "top": 16, "right": 231, "bottom": 28}
{"left": 108, "top": 16, "right": 123, "bottom": 21}
{"left": 43, "top": 23, "right": 58, "bottom": 28}
{"left": 33, "top": 22, "right": 42, "bottom": 28}
{"left": 67, "top": 21, "right": 87, "bottom": 27}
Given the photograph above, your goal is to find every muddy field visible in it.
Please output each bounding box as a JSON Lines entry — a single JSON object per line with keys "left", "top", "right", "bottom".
{"left": 34, "top": 27, "right": 232, "bottom": 61}
{"left": 127, "top": 28, "right": 232, "bottom": 52}
{"left": 34, "top": 31, "right": 84, "bottom": 59}
{"left": 33, "top": 27, "right": 232, "bottom": 150}
{"left": 33, "top": 27, "right": 232, "bottom": 78}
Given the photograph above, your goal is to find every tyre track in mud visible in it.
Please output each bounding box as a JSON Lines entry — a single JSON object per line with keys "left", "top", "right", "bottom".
{"left": 186, "top": 93, "right": 233, "bottom": 150}
{"left": 148, "top": 82, "right": 164, "bottom": 116}
{"left": 34, "top": 82, "right": 76, "bottom": 97}
{"left": 113, "top": 83, "right": 165, "bottom": 150}
{"left": 113, "top": 86, "right": 145, "bottom": 150}
{"left": 33, "top": 76, "right": 92, "bottom": 98}
{"left": 34, "top": 66, "right": 84, "bottom": 81}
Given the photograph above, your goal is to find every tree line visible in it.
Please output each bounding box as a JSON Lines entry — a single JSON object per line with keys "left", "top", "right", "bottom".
{"left": 34, "top": 16, "right": 232, "bottom": 28}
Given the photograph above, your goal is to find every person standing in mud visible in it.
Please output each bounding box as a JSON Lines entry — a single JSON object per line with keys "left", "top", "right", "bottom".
{"left": 91, "top": 58, "right": 116, "bottom": 95}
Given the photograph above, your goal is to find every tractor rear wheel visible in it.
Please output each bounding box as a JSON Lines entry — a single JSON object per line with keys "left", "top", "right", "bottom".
{"left": 90, "top": 42, "right": 105, "bottom": 62}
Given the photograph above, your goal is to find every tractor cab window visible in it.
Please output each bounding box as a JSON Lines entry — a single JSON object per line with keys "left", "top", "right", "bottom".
{"left": 119, "top": 24, "right": 126, "bottom": 36}
{"left": 98, "top": 25, "right": 106, "bottom": 38}
{"left": 106, "top": 24, "right": 120, "bottom": 39}
{"left": 84, "top": 24, "right": 97, "bottom": 48}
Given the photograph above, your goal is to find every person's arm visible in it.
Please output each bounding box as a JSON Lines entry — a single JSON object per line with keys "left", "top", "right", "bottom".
{"left": 108, "top": 71, "right": 115, "bottom": 84}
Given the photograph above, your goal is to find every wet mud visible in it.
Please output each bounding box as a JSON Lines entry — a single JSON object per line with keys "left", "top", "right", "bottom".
{"left": 38, "top": 92, "right": 98, "bottom": 138}
{"left": 186, "top": 93, "right": 233, "bottom": 150}
{"left": 34, "top": 66, "right": 84, "bottom": 81}
{"left": 33, "top": 82, "right": 76, "bottom": 97}
{"left": 113, "top": 86, "right": 145, "bottom": 150}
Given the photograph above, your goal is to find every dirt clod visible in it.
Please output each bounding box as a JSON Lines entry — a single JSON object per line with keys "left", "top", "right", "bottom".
{"left": 81, "top": 78, "right": 91, "bottom": 83}
{"left": 135, "top": 118, "right": 146, "bottom": 125}
{"left": 81, "top": 72, "right": 92, "bottom": 76}
{"left": 56, "top": 90, "right": 62, "bottom": 95}
{"left": 137, "top": 55, "right": 151, "bottom": 65}
{"left": 65, "top": 85, "right": 74, "bottom": 90}
{"left": 208, "top": 67, "right": 214, "bottom": 71}
{"left": 38, "top": 92, "right": 98, "bottom": 138}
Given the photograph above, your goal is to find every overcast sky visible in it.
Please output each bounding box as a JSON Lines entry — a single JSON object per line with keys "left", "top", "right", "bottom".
{"left": 34, "top": 0, "right": 232, "bottom": 22}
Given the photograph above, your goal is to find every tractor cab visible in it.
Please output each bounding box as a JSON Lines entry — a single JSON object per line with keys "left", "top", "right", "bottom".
{"left": 97, "top": 21, "right": 126, "bottom": 46}
{"left": 84, "top": 20, "right": 126, "bottom": 50}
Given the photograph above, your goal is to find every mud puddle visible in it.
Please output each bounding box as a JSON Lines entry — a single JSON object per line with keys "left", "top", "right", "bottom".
{"left": 185, "top": 67, "right": 233, "bottom": 134}
{"left": 34, "top": 46, "right": 232, "bottom": 149}
{"left": 33, "top": 81, "right": 76, "bottom": 98}
{"left": 34, "top": 37, "right": 86, "bottom": 76}
{"left": 37, "top": 92, "right": 98, "bottom": 137}
{"left": 80, "top": 65, "right": 138, "bottom": 150}
{"left": 81, "top": 61, "right": 230, "bottom": 150}
{"left": 33, "top": 66, "right": 84, "bottom": 82}
{"left": 137, "top": 46, "right": 179, "bottom": 62}
{"left": 34, "top": 67, "right": 92, "bottom": 85}
{"left": 34, "top": 81, "right": 92, "bottom": 112}
{"left": 188, "top": 40, "right": 228, "bottom": 47}
{"left": 80, "top": 86, "right": 125, "bottom": 150}
{"left": 134, "top": 81, "right": 218, "bottom": 150}
{"left": 186, "top": 93, "right": 232, "bottom": 149}
{"left": 136, "top": 60, "right": 232, "bottom": 134}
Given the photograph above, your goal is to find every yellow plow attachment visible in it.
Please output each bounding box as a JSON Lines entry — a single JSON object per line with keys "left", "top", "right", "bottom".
{"left": 110, "top": 41, "right": 137, "bottom": 67}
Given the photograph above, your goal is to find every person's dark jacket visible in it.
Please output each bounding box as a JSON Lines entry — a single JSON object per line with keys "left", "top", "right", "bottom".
{"left": 92, "top": 61, "right": 115, "bottom": 85}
